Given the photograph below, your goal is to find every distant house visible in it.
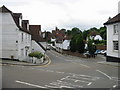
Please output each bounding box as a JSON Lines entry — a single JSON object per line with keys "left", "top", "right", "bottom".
{"left": 104, "top": 13, "right": 120, "bottom": 62}
{"left": 0, "top": 5, "right": 32, "bottom": 60}
{"left": 29, "top": 25, "right": 42, "bottom": 42}
{"left": 51, "top": 27, "right": 71, "bottom": 51}
{"left": 62, "top": 40, "right": 71, "bottom": 50}
{"left": 51, "top": 27, "right": 65, "bottom": 43}
{"left": 42, "top": 31, "right": 52, "bottom": 42}
{"left": 88, "top": 35, "right": 103, "bottom": 41}
{"left": 94, "top": 35, "right": 103, "bottom": 41}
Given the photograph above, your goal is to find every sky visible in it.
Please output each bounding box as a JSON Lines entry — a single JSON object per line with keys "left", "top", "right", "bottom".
{"left": 0, "top": 0, "right": 120, "bottom": 31}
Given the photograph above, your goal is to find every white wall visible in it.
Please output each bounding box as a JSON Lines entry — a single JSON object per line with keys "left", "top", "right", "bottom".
{"left": 31, "top": 40, "right": 45, "bottom": 54}
{"left": 107, "top": 24, "right": 118, "bottom": 58}
{"left": 18, "top": 31, "right": 32, "bottom": 61}
{"left": 0, "top": 11, "right": 2, "bottom": 59}
{"left": 1, "top": 13, "right": 19, "bottom": 59}
{"left": 63, "top": 40, "right": 70, "bottom": 50}
{"left": 0, "top": 8, "right": 2, "bottom": 90}
{"left": 118, "top": 23, "right": 120, "bottom": 58}
{"left": 0, "top": 12, "right": 32, "bottom": 60}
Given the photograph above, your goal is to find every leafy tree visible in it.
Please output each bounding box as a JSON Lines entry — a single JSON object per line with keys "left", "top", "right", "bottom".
{"left": 70, "top": 35, "right": 77, "bottom": 52}
{"left": 71, "top": 27, "right": 81, "bottom": 35}
{"left": 70, "top": 32, "right": 85, "bottom": 53}
{"left": 76, "top": 34, "right": 85, "bottom": 53}
{"left": 88, "top": 39, "right": 96, "bottom": 56}
{"left": 66, "top": 30, "right": 72, "bottom": 36}
{"left": 82, "top": 30, "right": 89, "bottom": 40}
{"left": 99, "top": 26, "right": 107, "bottom": 40}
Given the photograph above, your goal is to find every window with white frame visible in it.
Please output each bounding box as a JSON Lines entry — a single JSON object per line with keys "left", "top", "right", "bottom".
{"left": 113, "top": 41, "right": 119, "bottom": 50}
{"left": 113, "top": 24, "right": 118, "bottom": 35}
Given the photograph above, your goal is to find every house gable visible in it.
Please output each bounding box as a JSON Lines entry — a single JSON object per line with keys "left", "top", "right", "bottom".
{"left": 104, "top": 13, "right": 120, "bottom": 25}
{"left": 0, "top": 5, "right": 31, "bottom": 34}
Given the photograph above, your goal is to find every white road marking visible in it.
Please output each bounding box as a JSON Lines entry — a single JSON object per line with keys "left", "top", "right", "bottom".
{"left": 15, "top": 80, "right": 46, "bottom": 88}
{"left": 46, "top": 70, "right": 54, "bottom": 72}
{"left": 79, "top": 64, "right": 90, "bottom": 68}
{"left": 87, "top": 82, "right": 92, "bottom": 86}
{"left": 57, "top": 80, "right": 62, "bottom": 82}
{"left": 66, "top": 78, "right": 90, "bottom": 84}
{"left": 61, "top": 78, "right": 66, "bottom": 80}
{"left": 96, "top": 70, "right": 112, "bottom": 79}
{"left": 60, "top": 86, "right": 73, "bottom": 88}
{"left": 113, "top": 85, "right": 117, "bottom": 88}
{"left": 45, "top": 85, "right": 59, "bottom": 88}
{"left": 50, "top": 80, "right": 83, "bottom": 88}
{"left": 56, "top": 71, "right": 65, "bottom": 74}
{"left": 72, "top": 75, "right": 100, "bottom": 81}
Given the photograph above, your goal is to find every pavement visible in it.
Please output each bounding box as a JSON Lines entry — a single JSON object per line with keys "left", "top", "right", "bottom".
{"left": 0, "top": 52, "right": 119, "bottom": 67}
{"left": 2, "top": 50, "right": 119, "bottom": 88}
{"left": 97, "top": 61, "right": 120, "bottom": 67}
{"left": 52, "top": 50, "right": 120, "bottom": 67}
{"left": 0, "top": 57, "right": 51, "bottom": 66}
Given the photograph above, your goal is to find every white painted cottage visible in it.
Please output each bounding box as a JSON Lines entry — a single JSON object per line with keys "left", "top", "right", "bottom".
{"left": 0, "top": 5, "right": 32, "bottom": 61}
{"left": 104, "top": 13, "right": 120, "bottom": 62}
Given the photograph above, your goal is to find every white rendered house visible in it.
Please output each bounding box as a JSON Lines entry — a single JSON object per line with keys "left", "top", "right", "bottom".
{"left": 0, "top": 6, "right": 32, "bottom": 61}
{"left": 104, "top": 13, "right": 120, "bottom": 62}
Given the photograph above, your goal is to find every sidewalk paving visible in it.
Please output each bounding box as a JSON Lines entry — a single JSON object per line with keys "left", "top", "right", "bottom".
{"left": 97, "top": 61, "right": 120, "bottom": 67}
{"left": 55, "top": 50, "right": 120, "bottom": 67}
{"left": 0, "top": 59, "right": 50, "bottom": 66}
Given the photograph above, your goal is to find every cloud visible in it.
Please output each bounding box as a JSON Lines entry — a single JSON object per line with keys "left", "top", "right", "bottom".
{"left": 0, "top": 0, "right": 120, "bottom": 31}
{"left": 0, "top": 0, "right": 30, "bottom": 6}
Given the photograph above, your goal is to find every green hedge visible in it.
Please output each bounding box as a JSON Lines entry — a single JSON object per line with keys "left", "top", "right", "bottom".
{"left": 28, "top": 51, "right": 44, "bottom": 59}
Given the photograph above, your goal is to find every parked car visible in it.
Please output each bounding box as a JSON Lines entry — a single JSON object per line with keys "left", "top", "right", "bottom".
{"left": 83, "top": 51, "right": 91, "bottom": 58}
{"left": 101, "top": 50, "right": 107, "bottom": 56}
{"left": 46, "top": 45, "right": 51, "bottom": 50}
{"left": 95, "top": 50, "right": 101, "bottom": 55}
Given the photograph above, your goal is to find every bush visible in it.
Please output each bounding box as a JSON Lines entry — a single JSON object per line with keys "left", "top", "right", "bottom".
{"left": 28, "top": 51, "right": 44, "bottom": 59}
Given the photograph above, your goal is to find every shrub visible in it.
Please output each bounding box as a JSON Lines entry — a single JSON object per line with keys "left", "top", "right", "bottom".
{"left": 28, "top": 51, "right": 44, "bottom": 59}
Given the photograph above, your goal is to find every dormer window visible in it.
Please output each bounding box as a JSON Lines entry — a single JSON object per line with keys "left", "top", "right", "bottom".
{"left": 19, "top": 15, "right": 22, "bottom": 27}
{"left": 113, "top": 24, "right": 118, "bottom": 35}
{"left": 19, "top": 18, "right": 22, "bottom": 27}
{"left": 27, "top": 23, "right": 29, "bottom": 30}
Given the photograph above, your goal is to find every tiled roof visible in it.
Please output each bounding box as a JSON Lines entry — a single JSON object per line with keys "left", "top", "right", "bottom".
{"left": 0, "top": 5, "right": 31, "bottom": 34}
{"left": 29, "top": 25, "right": 41, "bottom": 41}
{"left": 0, "top": 5, "right": 12, "bottom": 13}
{"left": 104, "top": 13, "right": 120, "bottom": 25}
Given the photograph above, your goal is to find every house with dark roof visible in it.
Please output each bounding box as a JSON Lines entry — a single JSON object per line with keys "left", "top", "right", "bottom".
{"left": 0, "top": 5, "right": 32, "bottom": 60}
{"left": 29, "top": 25, "right": 42, "bottom": 42}
{"left": 51, "top": 27, "right": 71, "bottom": 51}
{"left": 104, "top": 11, "right": 120, "bottom": 62}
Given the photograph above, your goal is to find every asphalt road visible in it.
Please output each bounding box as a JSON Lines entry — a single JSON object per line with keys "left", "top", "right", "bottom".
{"left": 2, "top": 50, "right": 119, "bottom": 89}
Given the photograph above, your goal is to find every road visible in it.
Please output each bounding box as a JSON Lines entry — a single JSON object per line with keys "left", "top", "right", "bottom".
{"left": 2, "top": 50, "right": 119, "bottom": 89}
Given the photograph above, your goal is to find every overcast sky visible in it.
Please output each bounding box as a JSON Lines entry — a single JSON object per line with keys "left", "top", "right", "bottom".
{"left": 1, "top": 0, "right": 120, "bottom": 31}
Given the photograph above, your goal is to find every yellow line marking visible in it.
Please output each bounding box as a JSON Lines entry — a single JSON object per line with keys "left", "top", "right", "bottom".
{"left": 35, "top": 56, "right": 51, "bottom": 67}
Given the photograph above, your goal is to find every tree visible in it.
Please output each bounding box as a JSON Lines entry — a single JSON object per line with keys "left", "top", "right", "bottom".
{"left": 82, "top": 30, "right": 89, "bottom": 40}
{"left": 76, "top": 34, "right": 85, "bottom": 53}
{"left": 87, "top": 39, "right": 96, "bottom": 57}
{"left": 70, "top": 35, "right": 77, "bottom": 52}
{"left": 70, "top": 33, "right": 85, "bottom": 53}
{"left": 99, "top": 27, "right": 106, "bottom": 40}
{"left": 71, "top": 27, "right": 81, "bottom": 35}
{"left": 66, "top": 30, "right": 72, "bottom": 36}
